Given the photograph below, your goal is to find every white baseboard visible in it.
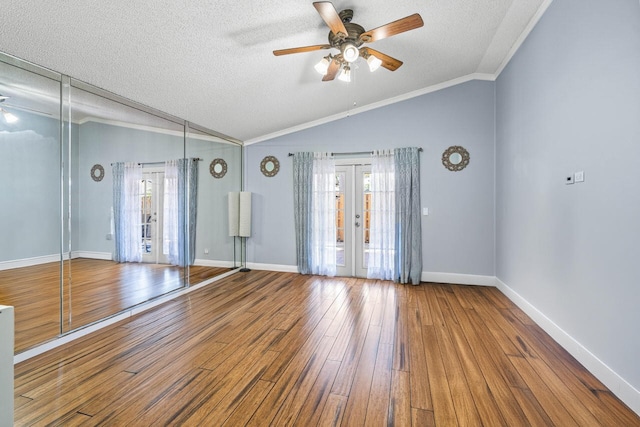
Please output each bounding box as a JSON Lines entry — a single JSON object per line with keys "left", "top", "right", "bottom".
{"left": 421, "top": 271, "right": 496, "bottom": 287}
{"left": 0, "top": 251, "right": 115, "bottom": 271}
{"left": 194, "top": 259, "right": 236, "bottom": 268}
{"left": 244, "top": 265, "right": 496, "bottom": 285}
{"left": 246, "top": 262, "right": 299, "bottom": 273}
{"left": 495, "top": 278, "right": 640, "bottom": 416}
{"left": 0, "top": 254, "right": 61, "bottom": 271}
{"left": 72, "top": 251, "right": 113, "bottom": 260}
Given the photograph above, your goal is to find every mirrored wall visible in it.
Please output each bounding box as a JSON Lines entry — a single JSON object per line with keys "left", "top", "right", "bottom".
{"left": 0, "top": 52, "right": 242, "bottom": 353}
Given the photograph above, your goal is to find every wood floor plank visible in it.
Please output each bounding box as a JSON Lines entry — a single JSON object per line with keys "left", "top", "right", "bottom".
{"left": 269, "top": 335, "right": 338, "bottom": 426}
{"left": 422, "top": 325, "right": 457, "bottom": 425}
{"left": 340, "top": 325, "right": 382, "bottom": 425}
{"left": 222, "top": 379, "right": 275, "bottom": 426}
{"left": 317, "top": 393, "right": 347, "bottom": 427}
{"left": 432, "top": 292, "right": 483, "bottom": 426}
{"left": 363, "top": 342, "right": 393, "bottom": 426}
{"left": 388, "top": 369, "right": 411, "bottom": 426}
{"left": 11, "top": 272, "right": 640, "bottom": 426}
{"left": 407, "top": 303, "right": 432, "bottom": 411}
{"left": 292, "top": 360, "right": 342, "bottom": 427}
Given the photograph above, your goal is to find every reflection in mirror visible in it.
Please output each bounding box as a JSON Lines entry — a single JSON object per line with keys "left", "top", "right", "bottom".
{"left": 188, "top": 127, "right": 242, "bottom": 284}
{"left": 65, "top": 81, "right": 187, "bottom": 333}
{"left": 0, "top": 58, "right": 62, "bottom": 352}
{"left": 1, "top": 52, "right": 242, "bottom": 354}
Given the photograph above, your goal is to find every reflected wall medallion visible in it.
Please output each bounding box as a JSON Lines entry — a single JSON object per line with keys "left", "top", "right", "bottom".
{"left": 209, "top": 158, "right": 228, "bottom": 178}
{"left": 442, "top": 146, "right": 470, "bottom": 172}
{"left": 90, "top": 164, "right": 105, "bottom": 182}
{"left": 260, "top": 155, "right": 280, "bottom": 177}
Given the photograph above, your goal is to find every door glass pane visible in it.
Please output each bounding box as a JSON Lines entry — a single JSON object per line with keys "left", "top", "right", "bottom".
{"left": 362, "top": 172, "right": 371, "bottom": 268}
{"left": 335, "top": 172, "right": 346, "bottom": 267}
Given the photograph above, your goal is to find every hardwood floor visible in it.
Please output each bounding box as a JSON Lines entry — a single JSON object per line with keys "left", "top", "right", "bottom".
{"left": 13, "top": 271, "right": 640, "bottom": 426}
{"left": 0, "top": 259, "right": 229, "bottom": 353}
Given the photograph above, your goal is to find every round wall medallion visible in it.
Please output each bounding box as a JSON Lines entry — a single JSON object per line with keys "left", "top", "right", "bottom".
{"left": 90, "top": 164, "right": 105, "bottom": 182}
{"left": 260, "top": 156, "right": 280, "bottom": 177}
{"left": 442, "top": 146, "right": 470, "bottom": 172}
{"left": 210, "top": 158, "right": 228, "bottom": 178}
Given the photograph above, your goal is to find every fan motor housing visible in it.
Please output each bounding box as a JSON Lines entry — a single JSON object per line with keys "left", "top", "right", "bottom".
{"left": 328, "top": 22, "right": 365, "bottom": 48}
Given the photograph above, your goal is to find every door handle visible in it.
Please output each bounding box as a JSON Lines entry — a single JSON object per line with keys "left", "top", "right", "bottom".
{"left": 355, "top": 222, "right": 360, "bottom": 227}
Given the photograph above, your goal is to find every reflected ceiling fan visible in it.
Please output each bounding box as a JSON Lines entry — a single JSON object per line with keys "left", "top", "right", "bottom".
{"left": 273, "top": 1, "right": 423, "bottom": 82}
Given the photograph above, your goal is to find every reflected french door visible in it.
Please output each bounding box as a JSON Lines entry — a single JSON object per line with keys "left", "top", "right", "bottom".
{"left": 140, "top": 171, "right": 168, "bottom": 264}
{"left": 336, "top": 165, "right": 371, "bottom": 277}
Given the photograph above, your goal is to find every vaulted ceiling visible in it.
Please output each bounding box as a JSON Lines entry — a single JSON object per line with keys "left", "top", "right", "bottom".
{"left": 0, "top": 0, "right": 550, "bottom": 143}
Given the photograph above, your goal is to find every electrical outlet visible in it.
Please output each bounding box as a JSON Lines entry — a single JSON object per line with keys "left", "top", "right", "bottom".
{"left": 204, "top": 248, "right": 209, "bottom": 254}
{"left": 565, "top": 175, "right": 574, "bottom": 185}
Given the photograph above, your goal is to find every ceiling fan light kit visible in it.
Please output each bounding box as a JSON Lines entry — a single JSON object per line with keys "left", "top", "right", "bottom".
{"left": 0, "top": 95, "right": 19, "bottom": 123}
{"left": 338, "top": 64, "right": 351, "bottom": 82}
{"left": 273, "top": 1, "right": 423, "bottom": 82}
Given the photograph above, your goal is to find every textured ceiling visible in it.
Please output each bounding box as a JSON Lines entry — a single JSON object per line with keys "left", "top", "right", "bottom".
{"left": 0, "top": 0, "right": 550, "bottom": 143}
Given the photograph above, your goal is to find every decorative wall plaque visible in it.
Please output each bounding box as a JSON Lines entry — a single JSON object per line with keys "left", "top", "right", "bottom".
{"left": 209, "top": 158, "right": 228, "bottom": 178}
{"left": 260, "top": 155, "right": 280, "bottom": 177}
{"left": 90, "top": 164, "right": 105, "bottom": 182}
{"left": 442, "top": 146, "right": 470, "bottom": 172}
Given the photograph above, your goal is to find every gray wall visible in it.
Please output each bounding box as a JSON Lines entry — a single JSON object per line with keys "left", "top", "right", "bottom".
{"left": 0, "top": 113, "right": 60, "bottom": 261}
{"left": 496, "top": 0, "right": 640, "bottom": 395}
{"left": 245, "top": 80, "right": 496, "bottom": 276}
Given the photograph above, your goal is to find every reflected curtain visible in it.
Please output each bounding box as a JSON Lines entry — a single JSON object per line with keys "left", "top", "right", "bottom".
{"left": 293, "top": 152, "right": 336, "bottom": 276}
{"left": 367, "top": 150, "right": 395, "bottom": 280}
{"left": 112, "top": 162, "right": 143, "bottom": 263}
{"left": 395, "top": 147, "right": 422, "bottom": 284}
{"left": 163, "top": 160, "right": 179, "bottom": 264}
{"left": 163, "top": 158, "right": 198, "bottom": 267}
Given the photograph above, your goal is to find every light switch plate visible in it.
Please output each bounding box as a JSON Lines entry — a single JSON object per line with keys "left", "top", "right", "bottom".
{"left": 574, "top": 171, "right": 584, "bottom": 183}
{"left": 422, "top": 207, "right": 429, "bottom": 216}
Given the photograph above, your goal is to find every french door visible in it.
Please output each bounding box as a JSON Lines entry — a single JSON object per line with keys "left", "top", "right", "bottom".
{"left": 335, "top": 164, "right": 371, "bottom": 277}
{"left": 140, "top": 170, "right": 168, "bottom": 264}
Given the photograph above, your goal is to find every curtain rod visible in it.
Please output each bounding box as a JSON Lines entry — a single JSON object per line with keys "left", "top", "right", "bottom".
{"left": 288, "top": 148, "right": 423, "bottom": 157}
{"left": 110, "top": 157, "right": 202, "bottom": 166}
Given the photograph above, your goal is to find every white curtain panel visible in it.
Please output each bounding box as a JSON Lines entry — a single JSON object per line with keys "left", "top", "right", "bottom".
{"left": 310, "top": 152, "right": 337, "bottom": 276}
{"left": 122, "top": 162, "right": 143, "bottom": 262}
{"left": 367, "top": 149, "right": 396, "bottom": 280}
{"left": 163, "top": 160, "right": 179, "bottom": 264}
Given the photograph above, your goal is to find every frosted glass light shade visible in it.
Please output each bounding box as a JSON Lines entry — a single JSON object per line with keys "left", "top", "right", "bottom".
{"left": 367, "top": 55, "right": 382, "bottom": 72}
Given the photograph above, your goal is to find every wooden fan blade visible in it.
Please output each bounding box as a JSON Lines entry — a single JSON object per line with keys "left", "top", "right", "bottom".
{"left": 313, "top": 2, "right": 348, "bottom": 36}
{"left": 273, "top": 44, "right": 332, "bottom": 56}
{"left": 359, "top": 13, "right": 424, "bottom": 43}
{"left": 364, "top": 48, "right": 403, "bottom": 71}
{"left": 322, "top": 58, "right": 341, "bottom": 81}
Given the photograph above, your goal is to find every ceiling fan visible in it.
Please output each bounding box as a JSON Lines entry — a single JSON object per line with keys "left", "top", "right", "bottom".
{"left": 273, "top": 1, "right": 424, "bottom": 82}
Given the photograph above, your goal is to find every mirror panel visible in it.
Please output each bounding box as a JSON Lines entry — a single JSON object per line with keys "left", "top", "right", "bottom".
{"left": 186, "top": 126, "right": 242, "bottom": 282}
{"left": 0, "top": 59, "right": 62, "bottom": 352}
{"left": 1, "top": 51, "right": 242, "bottom": 354}
{"left": 64, "top": 82, "right": 187, "bottom": 332}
